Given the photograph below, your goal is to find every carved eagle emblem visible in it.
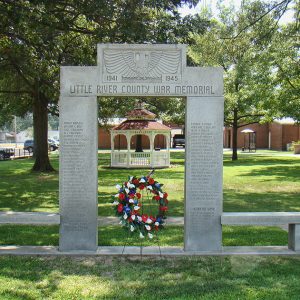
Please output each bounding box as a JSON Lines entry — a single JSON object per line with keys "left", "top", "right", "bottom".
{"left": 103, "top": 50, "right": 181, "bottom": 82}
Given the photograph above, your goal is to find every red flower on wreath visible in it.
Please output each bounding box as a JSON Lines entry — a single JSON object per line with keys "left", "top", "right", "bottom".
{"left": 118, "top": 193, "right": 125, "bottom": 200}
{"left": 117, "top": 204, "right": 123, "bottom": 213}
{"left": 159, "top": 206, "right": 168, "bottom": 212}
{"left": 133, "top": 179, "right": 139, "bottom": 185}
{"left": 148, "top": 177, "right": 155, "bottom": 185}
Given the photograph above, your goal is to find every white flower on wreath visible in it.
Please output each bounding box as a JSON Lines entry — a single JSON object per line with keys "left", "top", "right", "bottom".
{"left": 146, "top": 218, "right": 152, "bottom": 224}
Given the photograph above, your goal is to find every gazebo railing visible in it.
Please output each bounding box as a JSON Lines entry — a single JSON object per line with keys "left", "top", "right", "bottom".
{"left": 111, "top": 150, "right": 169, "bottom": 168}
{"left": 111, "top": 151, "right": 127, "bottom": 167}
{"left": 130, "top": 152, "right": 150, "bottom": 166}
{"left": 152, "top": 151, "right": 169, "bottom": 167}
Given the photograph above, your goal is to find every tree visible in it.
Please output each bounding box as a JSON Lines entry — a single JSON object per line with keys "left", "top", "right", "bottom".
{"left": 0, "top": 0, "right": 201, "bottom": 171}
{"left": 269, "top": 2, "right": 300, "bottom": 121}
{"left": 98, "top": 97, "right": 186, "bottom": 128}
{"left": 189, "top": 0, "right": 293, "bottom": 160}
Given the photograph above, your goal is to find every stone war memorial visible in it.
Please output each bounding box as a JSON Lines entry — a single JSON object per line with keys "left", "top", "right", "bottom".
{"left": 1, "top": 43, "right": 300, "bottom": 256}
{"left": 60, "top": 43, "right": 224, "bottom": 253}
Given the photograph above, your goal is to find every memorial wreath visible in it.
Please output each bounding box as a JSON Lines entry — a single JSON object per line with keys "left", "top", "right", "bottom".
{"left": 112, "top": 175, "right": 168, "bottom": 239}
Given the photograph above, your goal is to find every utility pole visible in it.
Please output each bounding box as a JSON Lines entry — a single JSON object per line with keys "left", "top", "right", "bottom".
{"left": 14, "top": 115, "right": 17, "bottom": 148}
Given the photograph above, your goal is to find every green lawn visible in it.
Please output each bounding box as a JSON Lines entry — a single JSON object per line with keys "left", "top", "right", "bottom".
{"left": 0, "top": 225, "right": 288, "bottom": 247}
{"left": 0, "top": 151, "right": 299, "bottom": 215}
{"left": 1, "top": 256, "right": 300, "bottom": 299}
{"left": 0, "top": 151, "right": 299, "bottom": 247}
{"left": 1, "top": 152, "right": 300, "bottom": 299}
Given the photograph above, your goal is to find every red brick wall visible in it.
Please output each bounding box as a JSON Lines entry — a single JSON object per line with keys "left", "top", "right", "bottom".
{"left": 270, "top": 123, "right": 283, "bottom": 150}
{"left": 223, "top": 124, "right": 269, "bottom": 149}
{"left": 98, "top": 127, "right": 111, "bottom": 149}
{"left": 282, "top": 125, "right": 300, "bottom": 147}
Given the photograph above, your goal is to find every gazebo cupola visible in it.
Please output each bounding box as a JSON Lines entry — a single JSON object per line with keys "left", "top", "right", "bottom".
{"left": 110, "top": 103, "right": 171, "bottom": 168}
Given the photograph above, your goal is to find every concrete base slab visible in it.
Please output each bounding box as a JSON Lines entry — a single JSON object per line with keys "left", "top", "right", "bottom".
{"left": 0, "top": 245, "right": 299, "bottom": 256}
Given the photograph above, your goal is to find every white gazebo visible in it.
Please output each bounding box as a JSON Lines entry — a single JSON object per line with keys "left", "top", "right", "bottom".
{"left": 110, "top": 105, "right": 171, "bottom": 168}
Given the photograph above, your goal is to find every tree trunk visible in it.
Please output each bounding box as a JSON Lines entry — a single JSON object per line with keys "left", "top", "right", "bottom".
{"left": 32, "top": 93, "right": 55, "bottom": 172}
{"left": 232, "top": 108, "right": 238, "bottom": 161}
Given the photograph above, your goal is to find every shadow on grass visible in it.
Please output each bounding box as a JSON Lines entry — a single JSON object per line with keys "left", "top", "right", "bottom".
{"left": 239, "top": 165, "right": 300, "bottom": 181}
{"left": 223, "top": 154, "right": 300, "bottom": 168}
{"left": 224, "top": 190, "right": 300, "bottom": 212}
{"left": 0, "top": 225, "right": 287, "bottom": 247}
{"left": 0, "top": 156, "right": 59, "bottom": 212}
{"left": 223, "top": 225, "right": 287, "bottom": 246}
{"left": 3, "top": 255, "right": 300, "bottom": 299}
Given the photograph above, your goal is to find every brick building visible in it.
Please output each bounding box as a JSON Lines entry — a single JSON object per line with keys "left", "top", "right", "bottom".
{"left": 223, "top": 119, "right": 300, "bottom": 151}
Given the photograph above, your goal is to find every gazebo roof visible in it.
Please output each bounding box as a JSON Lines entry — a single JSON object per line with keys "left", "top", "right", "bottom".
{"left": 113, "top": 103, "right": 171, "bottom": 131}
{"left": 113, "top": 120, "right": 171, "bottom": 131}
{"left": 126, "top": 108, "right": 156, "bottom": 120}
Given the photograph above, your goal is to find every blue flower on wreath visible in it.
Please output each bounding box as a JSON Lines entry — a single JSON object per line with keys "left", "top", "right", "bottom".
{"left": 124, "top": 206, "right": 131, "bottom": 214}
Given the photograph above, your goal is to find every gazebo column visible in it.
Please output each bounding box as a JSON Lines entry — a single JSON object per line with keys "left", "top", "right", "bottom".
{"left": 150, "top": 132, "right": 154, "bottom": 167}
{"left": 126, "top": 132, "right": 131, "bottom": 168}
{"left": 164, "top": 133, "right": 170, "bottom": 166}
{"left": 110, "top": 131, "right": 115, "bottom": 167}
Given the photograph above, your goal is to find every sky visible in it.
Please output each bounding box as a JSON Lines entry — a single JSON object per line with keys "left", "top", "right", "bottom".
{"left": 178, "top": 0, "right": 295, "bottom": 24}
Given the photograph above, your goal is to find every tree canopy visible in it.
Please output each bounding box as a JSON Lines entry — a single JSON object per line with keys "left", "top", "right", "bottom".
{"left": 0, "top": 0, "right": 202, "bottom": 170}
{"left": 189, "top": 0, "right": 299, "bottom": 160}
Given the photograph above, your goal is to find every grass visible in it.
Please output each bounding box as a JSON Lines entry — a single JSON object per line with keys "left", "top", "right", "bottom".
{"left": 0, "top": 256, "right": 300, "bottom": 299}
{"left": 223, "top": 154, "right": 300, "bottom": 212}
{"left": 0, "top": 151, "right": 300, "bottom": 299}
{"left": 0, "top": 151, "right": 299, "bottom": 215}
{"left": 0, "top": 150, "right": 299, "bottom": 248}
{"left": 0, "top": 225, "right": 288, "bottom": 247}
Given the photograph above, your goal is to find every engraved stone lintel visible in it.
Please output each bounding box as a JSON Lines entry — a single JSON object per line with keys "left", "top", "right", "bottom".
{"left": 97, "top": 44, "right": 186, "bottom": 84}
{"left": 60, "top": 66, "right": 223, "bottom": 97}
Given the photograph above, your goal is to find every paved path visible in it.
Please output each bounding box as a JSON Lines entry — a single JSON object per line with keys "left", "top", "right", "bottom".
{"left": 0, "top": 245, "right": 298, "bottom": 256}
{"left": 98, "top": 216, "right": 184, "bottom": 226}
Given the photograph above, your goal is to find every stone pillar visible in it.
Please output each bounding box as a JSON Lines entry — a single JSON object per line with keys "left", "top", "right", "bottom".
{"left": 184, "top": 96, "right": 224, "bottom": 252}
{"left": 59, "top": 96, "right": 98, "bottom": 251}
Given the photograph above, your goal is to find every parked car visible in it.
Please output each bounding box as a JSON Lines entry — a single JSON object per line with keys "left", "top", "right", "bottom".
{"left": 172, "top": 134, "right": 185, "bottom": 148}
{"left": 23, "top": 139, "right": 59, "bottom": 152}
{"left": 23, "top": 140, "right": 34, "bottom": 152}
{"left": 48, "top": 139, "right": 59, "bottom": 151}
{"left": 0, "top": 147, "right": 14, "bottom": 160}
